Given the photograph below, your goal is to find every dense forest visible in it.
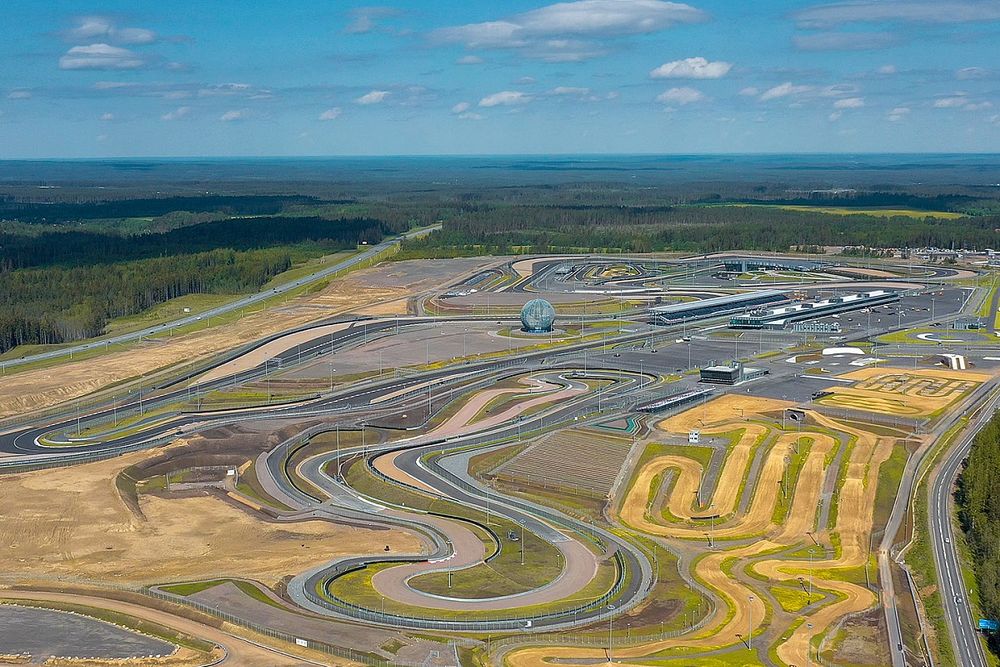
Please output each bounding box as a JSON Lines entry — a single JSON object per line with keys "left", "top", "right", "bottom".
{"left": 3, "top": 182, "right": 1000, "bottom": 354}
{"left": 0, "top": 215, "right": 396, "bottom": 271}
{"left": 957, "top": 412, "right": 1000, "bottom": 656}
{"left": 0, "top": 197, "right": 413, "bottom": 353}
{"left": 398, "top": 204, "right": 1000, "bottom": 257}
{"left": 0, "top": 248, "right": 294, "bottom": 351}
{"left": 0, "top": 194, "right": 318, "bottom": 223}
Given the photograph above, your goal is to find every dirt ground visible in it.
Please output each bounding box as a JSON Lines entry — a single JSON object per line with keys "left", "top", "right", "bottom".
{"left": 817, "top": 366, "right": 987, "bottom": 417}
{"left": 0, "top": 446, "right": 420, "bottom": 588}
{"left": 504, "top": 394, "right": 898, "bottom": 667}
{"left": 0, "top": 258, "right": 498, "bottom": 420}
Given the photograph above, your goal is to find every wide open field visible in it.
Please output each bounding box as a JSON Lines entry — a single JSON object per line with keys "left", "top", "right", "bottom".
{"left": 0, "top": 442, "right": 420, "bottom": 587}
{"left": 814, "top": 366, "right": 987, "bottom": 417}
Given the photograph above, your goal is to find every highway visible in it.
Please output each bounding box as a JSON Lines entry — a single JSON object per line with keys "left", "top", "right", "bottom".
{"left": 928, "top": 388, "right": 1000, "bottom": 667}
{"left": 0, "top": 224, "right": 439, "bottom": 371}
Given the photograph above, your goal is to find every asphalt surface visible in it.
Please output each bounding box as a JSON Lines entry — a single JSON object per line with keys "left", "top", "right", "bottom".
{"left": 0, "top": 605, "right": 174, "bottom": 659}
{"left": 928, "top": 388, "right": 1000, "bottom": 667}
{"left": 0, "top": 224, "right": 439, "bottom": 371}
{"left": 275, "top": 370, "right": 655, "bottom": 631}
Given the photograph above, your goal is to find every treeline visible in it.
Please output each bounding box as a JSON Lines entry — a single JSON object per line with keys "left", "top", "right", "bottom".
{"left": 1, "top": 216, "right": 400, "bottom": 271}
{"left": 0, "top": 194, "right": 320, "bottom": 223}
{"left": 0, "top": 213, "right": 410, "bottom": 353}
{"left": 0, "top": 248, "right": 293, "bottom": 352}
{"left": 398, "top": 204, "right": 999, "bottom": 256}
{"left": 957, "top": 411, "right": 1000, "bottom": 656}
{"left": 741, "top": 192, "right": 976, "bottom": 211}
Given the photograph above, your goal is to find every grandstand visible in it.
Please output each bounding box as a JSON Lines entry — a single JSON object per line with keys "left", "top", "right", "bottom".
{"left": 637, "top": 387, "right": 714, "bottom": 413}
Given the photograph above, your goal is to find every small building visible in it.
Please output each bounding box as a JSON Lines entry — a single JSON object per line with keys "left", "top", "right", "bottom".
{"left": 953, "top": 317, "right": 983, "bottom": 330}
{"left": 700, "top": 364, "right": 742, "bottom": 384}
{"left": 792, "top": 321, "right": 842, "bottom": 334}
{"left": 699, "top": 361, "right": 768, "bottom": 385}
{"left": 940, "top": 353, "right": 968, "bottom": 370}
{"left": 722, "top": 257, "right": 823, "bottom": 273}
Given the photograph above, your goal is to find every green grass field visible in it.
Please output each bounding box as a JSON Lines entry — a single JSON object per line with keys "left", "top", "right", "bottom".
{"left": 711, "top": 203, "right": 965, "bottom": 220}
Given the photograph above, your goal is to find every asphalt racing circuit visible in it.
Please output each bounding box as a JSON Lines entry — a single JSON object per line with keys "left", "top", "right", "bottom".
{"left": 2, "top": 251, "right": 998, "bottom": 666}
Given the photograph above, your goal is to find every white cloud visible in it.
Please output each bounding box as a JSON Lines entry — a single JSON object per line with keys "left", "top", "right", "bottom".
{"left": 451, "top": 102, "right": 471, "bottom": 113}
{"left": 345, "top": 7, "right": 401, "bottom": 34}
{"left": 219, "top": 109, "right": 247, "bottom": 122}
{"left": 457, "top": 55, "right": 484, "bottom": 65}
{"left": 161, "top": 106, "right": 191, "bottom": 121}
{"left": 887, "top": 106, "right": 910, "bottom": 121}
{"left": 877, "top": 64, "right": 897, "bottom": 74}
{"left": 66, "top": 16, "right": 157, "bottom": 45}
{"left": 820, "top": 83, "right": 860, "bottom": 97}
{"left": 759, "top": 82, "right": 812, "bottom": 101}
{"left": 794, "top": 1, "right": 1000, "bottom": 28}
{"left": 431, "top": 0, "right": 707, "bottom": 61}
{"left": 479, "top": 90, "right": 531, "bottom": 107}
{"left": 655, "top": 86, "right": 705, "bottom": 105}
{"left": 739, "top": 86, "right": 759, "bottom": 96}
{"left": 355, "top": 89, "right": 390, "bottom": 105}
{"left": 793, "top": 31, "right": 898, "bottom": 51}
{"left": 99, "top": 112, "right": 115, "bottom": 121}
{"left": 932, "top": 94, "right": 990, "bottom": 111}
{"left": 828, "top": 110, "right": 843, "bottom": 121}
{"left": 59, "top": 43, "right": 146, "bottom": 70}
{"left": 991, "top": 114, "right": 1000, "bottom": 125}
{"left": 549, "top": 86, "right": 591, "bottom": 95}
{"left": 956, "top": 66, "right": 990, "bottom": 80}
{"left": 6, "top": 90, "right": 31, "bottom": 99}
{"left": 458, "top": 112, "right": 484, "bottom": 121}
{"left": 319, "top": 107, "right": 342, "bottom": 121}
{"left": 650, "top": 57, "right": 732, "bottom": 79}
{"left": 833, "top": 96, "right": 865, "bottom": 108}
{"left": 934, "top": 94, "right": 969, "bottom": 108}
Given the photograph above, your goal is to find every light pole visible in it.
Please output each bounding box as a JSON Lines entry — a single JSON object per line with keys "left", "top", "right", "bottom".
{"left": 607, "top": 604, "right": 615, "bottom": 663}
{"left": 748, "top": 594, "right": 754, "bottom": 650}
{"left": 335, "top": 424, "right": 341, "bottom": 479}
{"left": 710, "top": 503, "right": 715, "bottom": 548}
{"left": 520, "top": 521, "right": 525, "bottom": 565}
{"left": 808, "top": 547, "right": 815, "bottom": 602}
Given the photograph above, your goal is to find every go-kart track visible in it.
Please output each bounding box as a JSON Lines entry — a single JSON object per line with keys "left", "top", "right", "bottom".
{"left": 1, "top": 250, "right": 996, "bottom": 667}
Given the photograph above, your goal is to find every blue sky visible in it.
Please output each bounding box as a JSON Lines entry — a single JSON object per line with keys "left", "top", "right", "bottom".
{"left": 1, "top": 0, "right": 998, "bottom": 157}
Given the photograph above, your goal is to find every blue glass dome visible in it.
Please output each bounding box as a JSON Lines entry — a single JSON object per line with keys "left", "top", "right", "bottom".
{"left": 520, "top": 298, "right": 556, "bottom": 333}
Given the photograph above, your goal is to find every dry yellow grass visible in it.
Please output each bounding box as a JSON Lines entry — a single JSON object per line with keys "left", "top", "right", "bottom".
{"left": 0, "top": 446, "right": 420, "bottom": 588}
{"left": 0, "top": 259, "right": 474, "bottom": 419}
{"left": 504, "top": 394, "right": 901, "bottom": 667}
{"left": 816, "top": 367, "right": 985, "bottom": 416}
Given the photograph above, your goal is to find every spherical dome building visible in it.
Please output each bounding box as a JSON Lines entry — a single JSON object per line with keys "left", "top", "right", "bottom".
{"left": 520, "top": 298, "right": 556, "bottom": 333}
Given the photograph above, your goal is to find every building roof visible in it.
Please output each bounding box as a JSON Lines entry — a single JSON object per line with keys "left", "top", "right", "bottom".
{"left": 649, "top": 289, "right": 786, "bottom": 315}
